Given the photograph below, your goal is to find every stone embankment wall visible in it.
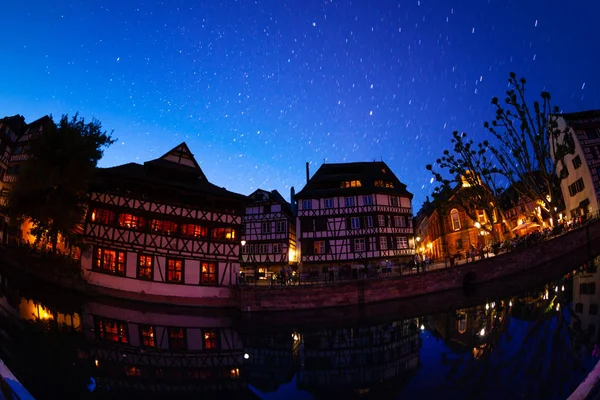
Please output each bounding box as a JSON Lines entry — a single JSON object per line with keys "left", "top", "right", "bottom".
{"left": 236, "top": 220, "right": 600, "bottom": 312}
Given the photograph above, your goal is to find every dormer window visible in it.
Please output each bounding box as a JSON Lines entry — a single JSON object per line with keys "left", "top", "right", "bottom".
{"left": 374, "top": 180, "right": 394, "bottom": 188}
{"left": 341, "top": 180, "right": 362, "bottom": 188}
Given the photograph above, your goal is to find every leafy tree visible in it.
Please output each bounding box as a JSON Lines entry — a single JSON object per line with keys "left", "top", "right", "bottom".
{"left": 8, "top": 113, "right": 115, "bottom": 253}
{"left": 426, "top": 131, "right": 509, "bottom": 241}
{"left": 484, "top": 72, "right": 574, "bottom": 224}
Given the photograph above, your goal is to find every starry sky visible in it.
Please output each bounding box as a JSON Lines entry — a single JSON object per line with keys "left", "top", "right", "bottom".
{"left": 2, "top": 0, "right": 600, "bottom": 210}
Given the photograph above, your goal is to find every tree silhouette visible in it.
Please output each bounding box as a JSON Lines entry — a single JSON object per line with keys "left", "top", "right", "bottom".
{"left": 426, "top": 131, "right": 509, "bottom": 240}
{"left": 484, "top": 72, "right": 574, "bottom": 224}
{"left": 8, "top": 113, "right": 115, "bottom": 253}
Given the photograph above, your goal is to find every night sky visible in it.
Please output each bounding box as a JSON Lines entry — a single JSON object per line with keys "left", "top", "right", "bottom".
{"left": 2, "top": 1, "right": 599, "bottom": 210}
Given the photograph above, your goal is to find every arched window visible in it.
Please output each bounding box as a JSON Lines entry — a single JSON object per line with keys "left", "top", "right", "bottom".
{"left": 450, "top": 209, "right": 461, "bottom": 231}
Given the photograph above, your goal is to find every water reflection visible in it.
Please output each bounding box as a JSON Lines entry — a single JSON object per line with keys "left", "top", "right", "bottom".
{"left": 0, "top": 257, "right": 600, "bottom": 400}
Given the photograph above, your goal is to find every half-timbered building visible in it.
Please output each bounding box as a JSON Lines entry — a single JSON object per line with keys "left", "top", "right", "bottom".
{"left": 81, "top": 142, "right": 247, "bottom": 301}
{"left": 241, "top": 189, "right": 297, "bottom": 279}
{"left": 0, "top": 115, "right": 51, "bottom": 244}
{"left": 82, "top": 300, "right": 248, "bottom": 397}
{"left": 294, "top": 162, "right": 414, "bottom": 273}
{"left": 298, "top": 319, "right": 420, "bottom": 397}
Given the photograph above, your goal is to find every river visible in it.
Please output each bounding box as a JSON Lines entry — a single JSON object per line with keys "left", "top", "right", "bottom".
{"left": 1, "top": 256, "right": 599, "bottom": 400}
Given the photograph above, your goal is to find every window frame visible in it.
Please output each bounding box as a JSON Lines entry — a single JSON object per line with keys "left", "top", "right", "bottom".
{"left": 93, "top": 247, "right": 126, "bottom": 276}
{"left": 354, "top": 238, "right": 366, "bottom": 252}
{"left": 379, "top": 236, "right": 388, "bottom": 250}
{"left": 273, "top": 243, "right": 283, "bottom": 254}
{"left": 166, "top": 258, "right": 184, "bottom": 283}
{"left": 95, "top": 317, "right": 128, "bottom": 344}
{"left": 167, "top": 327, "right": 187, "bottom": 351}
{"left": 203, "top": 329, "right": 220, "bottom": 350}
{"left": 200, "top": 261, "right": 217, "bottom": 285}
{"left": 314, "top": 240, "right": 326, "bottom": 255}
{"left": 324, "top": 198, "right": 334, "bottom": 209}
{"left": 302, "top": 199, "right": 312, "bottom": 210}
{"left": 137, "top": 254, "right": 154, "bottom": 280}
{"left": 450, "top": 209, "right": 461, "bottom": 231}
{"left": 139, "top": 325, "right": 156, "bottom": 348}
{"left": 363, "top": 195, "right": 373, "bottom": 206}
{"left": 350, "top": 217, "right": 360, "bottom": 229}
{"left": 344, "top": 197, "right": 355, "bottom": 207}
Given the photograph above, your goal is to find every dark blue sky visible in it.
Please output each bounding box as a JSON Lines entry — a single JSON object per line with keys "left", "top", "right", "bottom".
{"left": 2, "top": 0, "right": 599, "bottom": 209}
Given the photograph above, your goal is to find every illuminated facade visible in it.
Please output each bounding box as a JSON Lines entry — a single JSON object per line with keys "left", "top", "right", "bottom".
{"left": 80, "top": 143, "right": 247, "bottom": 300}
{"left": 552, "top": 110, "right": 600, "bottom": 219}
{"left": 240, "top": 189, "right": 297, "bottom": 277}
{"left": 295, "top": 162, "right": 415, "bottom": 272}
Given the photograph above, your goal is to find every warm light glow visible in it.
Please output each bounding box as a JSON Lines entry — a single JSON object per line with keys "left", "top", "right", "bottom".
{"left": 556, "top": 303, "right": 560, "bottom": 311}
{"left": 95, "top": 359, "right": 99, "bottom": 367}
{"left": 491, "top": 302, "right": 495, "bottom": 308}
{"left": 485, "top": 303, "right": 489, "bottom": 310}
{"left": 244, "top": 353, "right": 250, "bottom": 360}
{"left": 555, "top": 286, "right": 558, "bottom": 292}
{"left": 420, "top": 324, "right": 425, "bottom": 331}
{"left": 480, "top": 328, "right": 486, "bottom": 336}
{"left": 509, "top": 301, "right": 512, "bottom": 307}
{"left": 91, "top": 211, "right": 96, "bottom": 221}
{"left": 292, "top": 333, "right": 300, "bottom": 341}
{"left": 427, "top": 243, "right": 433, "bottom": 249}
{"left": 474, "top": 222, "right": 481, "bottom": 229}
{"left": 561, "top": 285, "right": 564, "bottom": 292}
{"left": 230, "top": 368, "right": 240, "bottom": 378}
{"left": 241, "top": 240, "right": 246, "bottom": 246}
{"left": 288, "top": 248, "right": 297, "bottom": 262}
{"left": 416, "top": 237, "right": 421, "bottom": 243}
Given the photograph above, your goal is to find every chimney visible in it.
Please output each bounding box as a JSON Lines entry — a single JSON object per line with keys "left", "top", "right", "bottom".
{"left": 305, "top": 162, "right": 310, "bottom": 184}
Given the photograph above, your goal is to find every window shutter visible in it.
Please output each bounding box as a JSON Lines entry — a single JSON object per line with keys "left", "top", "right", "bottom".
{"left": 349, "top": 238, "right": 354, "bottom": 253}
{"left": 325, "top": 240, "right": 331, "bottom": 254}
{"left": 365, "top": 238, "right": 370, "bottom": 252}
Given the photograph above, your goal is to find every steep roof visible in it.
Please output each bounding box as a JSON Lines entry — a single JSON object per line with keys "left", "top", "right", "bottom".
{"left": 248, "top": 188, "right": 292, "bottom": 213}
{"left": 557, "top": 109, "right": 600, "bottom": 123}
{"left": 95, "top": 142, "right": 246, "bottom": 202}
{"left": 295, "top": 161, "right": 412, "bottom": 199}
{"left": 0, "top": 115, "right": 27, "bottom": 135}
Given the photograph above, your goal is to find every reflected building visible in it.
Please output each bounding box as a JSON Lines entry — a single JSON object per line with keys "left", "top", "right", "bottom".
{"left": 82, "top": 301, "right": 250, "bottom": 398}
{"left": 571, "top": 256, "right": 600, "bottom": 338}
{"left": 430, "top": 300, "right": 512, "bottom": 361}
{"left": 297, "top": 319, "right": 420, "bottom": 397}
{"left": 242, "top": 329, "right": 299, "bottom": 393}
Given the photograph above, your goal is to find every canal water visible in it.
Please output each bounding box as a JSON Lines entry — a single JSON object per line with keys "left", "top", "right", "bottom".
{"left": 1, "top": 257, "right": 599, "bottom": 400}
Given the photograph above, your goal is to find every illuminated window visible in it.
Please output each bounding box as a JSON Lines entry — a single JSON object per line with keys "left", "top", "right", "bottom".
{"left": 203, "top": 329, "right": 220, "bottom": 350}
{"left": 230, "top": 368, "right": 240, "bottom": 379}
{"left": 450, "top": 209, "right": 461, "bottom": 231}
{"left": 95, "top": 317, "right": 128, "bottom": 344}
{"left": 181, "top": 223, "right": 208, "bottom": 238}
{"left": 341, "top": 180, "right": 362, "bottom": 188}
{"left": 200, "top": 262, "right": 217, "bottom": 285}
{"left": 90, "top": 208, "right": 114, "bottom": 225}
{"left": 118, "top": 213, "right": 145, "bottom": 229}
{"left": 150, "top": 219, "right": 178, "bottom": 235}
{"left": 125, "top": 366, "right": 141, "bottom": 377}
{"left": 138, "top": 254, "right": 153, "bottom": 280}
{"left": 314, "top": 240, "right": 326, "bottom": 255}
{"left": 140, "top": 325, "right": 156, "bottom": 348}
{"left": 212, "top": 227, "right": 236, "bottom": 240}
{"left": 168, "top": 327, "right": 187, "bottom": 350}
{"left": 93, "top": 247, "right": 126, "bottom": 276}
{"left": 166, "top": 258, "right": 183, "bottom": 283}
{"left": 374, "top": 180, "right": 394, "bottom": 188}
{"left": 379, "top": 237, "right": 388, "bottom": 250}
{"left": 477, "top": 210, "right": 486, "bottom": 224}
